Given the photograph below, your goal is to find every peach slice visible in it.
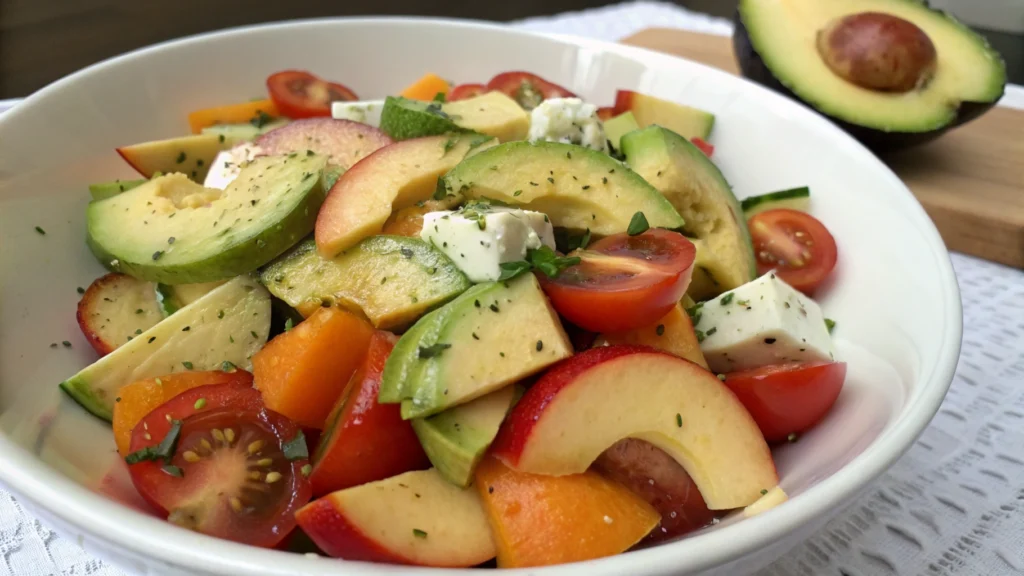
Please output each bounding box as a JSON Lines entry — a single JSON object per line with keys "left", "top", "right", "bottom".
{"left": 296, "top": 469, "right": 496, "bottom": 567}
{"left": 314, "top": 133, "right": 495, "bottom": 257}
{"left": 490, "top": 345, "right": 778, "bottom": 510}
{"left": 594, "top": 302, "right": 708, "bottom": 369}
{"left": 474, "top": 457, "right": 659, "bottom": 568}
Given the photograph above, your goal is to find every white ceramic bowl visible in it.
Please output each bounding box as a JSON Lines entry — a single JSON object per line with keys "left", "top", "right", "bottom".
{"left": 0, "top": 17, "right": 961, "bottom": 576}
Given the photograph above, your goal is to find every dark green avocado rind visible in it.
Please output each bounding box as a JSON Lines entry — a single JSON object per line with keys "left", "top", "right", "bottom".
{"left": 733, "top": 7, "right": 1006, "bottom": 153}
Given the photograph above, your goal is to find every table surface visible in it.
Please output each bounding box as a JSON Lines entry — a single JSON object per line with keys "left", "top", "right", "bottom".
{"left": 1, "top": 3, "right": 1022, "bottom": 575}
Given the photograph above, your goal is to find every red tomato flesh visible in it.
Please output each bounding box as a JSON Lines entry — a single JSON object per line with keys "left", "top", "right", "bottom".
{"left": 448, "top": 83, "right": 487, "bottom": 101}
{"left": 723, "top": 362, "right": 846, "bottom": 443}
{"left": 748, "top": 209, "right": 838, "bottom": 294}
{"left": 486, "top": 71, "right": 576, "bottom": 110}
{"left": 267, "top": 70, "right": 358, "bottom": 119}
{"left": 690, "top": 137, "right": 714, "bottom": 157}
{"left": 126, "top": 385, "right": 311, "bottom": 548}
{"left": 538, "top": 229, "right": 696, "bottom": 333}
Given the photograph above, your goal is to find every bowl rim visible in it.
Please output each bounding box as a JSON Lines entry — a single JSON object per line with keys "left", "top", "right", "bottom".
{"left": 0, "top": 15, "right": 962, "bottom": 576}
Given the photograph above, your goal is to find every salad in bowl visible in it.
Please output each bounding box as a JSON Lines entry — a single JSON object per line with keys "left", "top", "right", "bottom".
{"left": 60, "top": 68, "right": 844, "bottom": 569}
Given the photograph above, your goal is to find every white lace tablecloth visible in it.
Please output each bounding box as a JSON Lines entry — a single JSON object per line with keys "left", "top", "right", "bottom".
{"left": 2, "top": 3, "right": 1022, "bottom": 575}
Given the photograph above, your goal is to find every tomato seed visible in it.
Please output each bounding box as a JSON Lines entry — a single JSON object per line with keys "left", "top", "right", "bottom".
{"left": 183, "top": 451, "right": 200, "bottom": 463}
{"left": 265, "top": 472, "right": 282, "bottom": 484}
{"left": 248, "top": 440, "right": 264, "bottom": 455}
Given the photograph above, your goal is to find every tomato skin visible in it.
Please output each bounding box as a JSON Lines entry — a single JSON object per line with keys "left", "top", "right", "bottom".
{"left": 723, "top": 362, "right": 846, "bottom": 443}
{"left": 448, "top": 83, "right": 487, "bottom": 101}
{"left": 486, "top": 71, "right": 576, "bottom": 110}
{"left": 538, "top": 230, "right": 696, "bottom": 333}
{"left": 310, "top": 331, "right": 430, "bottom": 496}
{"left": 267, "top": 70, "right": 358, "bottom": 119}
{"left": 690, "top": 137, "right": 714, "bottom": 157}
{"left": 128, "top": 404, "right": 312, "bottom": 548}
{"left": 749, "top": 209, "right": 838, "bottom": 294}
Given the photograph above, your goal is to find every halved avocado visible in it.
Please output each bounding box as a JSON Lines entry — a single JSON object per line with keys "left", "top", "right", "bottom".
{"left": 735, "top": 0, "right": 1006, "bottom": 151}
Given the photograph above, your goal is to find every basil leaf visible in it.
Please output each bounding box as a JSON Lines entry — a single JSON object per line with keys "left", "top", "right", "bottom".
{"left": 627, "top": 212, "right": 650, "bottom": 236}
{"left": 527, "top": 246, "right": 581, "bottom": 279}
{"left": 418, "top": 343, "right": 452, "bottom": 359}
{"left": 498, "top": 261, "right": 531, "bottom": 281}
{"left": 282, "top": 430, "right": 309, "bottom": 461}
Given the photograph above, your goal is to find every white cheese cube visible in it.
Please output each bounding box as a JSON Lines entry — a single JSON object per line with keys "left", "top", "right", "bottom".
{"left": 331, "top": 100, "right": 384, "bottom": 127}
{"left": 527, "top": 98, "right": 608, "bottom": 152}
{"left": 420, "top": 206, "right": 556, "bottom": 283}
{"left": 696, "top": 272, "right": 835, "bottom": 373}
{"left": 202, "top": 143, "right": 263, "bottom": 190}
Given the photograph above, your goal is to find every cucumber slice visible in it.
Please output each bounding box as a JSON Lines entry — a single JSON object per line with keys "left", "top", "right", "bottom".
{"left": 741, "top": 187, "right": 811, "bottom": 217}
{"left": 60, "top": 275, "right": 271, "bottom": 422}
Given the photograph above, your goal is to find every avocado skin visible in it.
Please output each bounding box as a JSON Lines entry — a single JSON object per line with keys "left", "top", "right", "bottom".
{"left": 732, "top": 13, "right": 1003, "bottom": 154}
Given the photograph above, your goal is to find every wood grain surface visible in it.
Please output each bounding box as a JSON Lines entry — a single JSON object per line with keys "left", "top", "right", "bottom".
{"left": 623, "top": 28, "right": 1024, "bottom": 269}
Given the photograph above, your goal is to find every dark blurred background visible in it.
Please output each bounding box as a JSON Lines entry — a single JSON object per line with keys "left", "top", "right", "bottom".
{"left": 0, "top": 0, "right": 1019, "bottom": 98}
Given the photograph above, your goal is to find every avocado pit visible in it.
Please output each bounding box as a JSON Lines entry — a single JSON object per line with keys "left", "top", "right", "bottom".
{"left": 817, "top": 12, "right": 937, "bottom": 93}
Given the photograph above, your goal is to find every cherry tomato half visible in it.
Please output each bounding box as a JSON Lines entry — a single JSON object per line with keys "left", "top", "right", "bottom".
{"left": 486, "top": 71, "right": 576, "bottom": 110}
{"left": 748, "top": 209, "right": 838, "bottom": 294}
{"left": 126, "top": 384, "right": 311, "bottom": 548}
{"left": 266, "top": 70, "right": 358, "bottom": 119}
{"left": 448, "top": 83, "right": 487, "bottom": 101}
{"left": 723, "top": 362, "right": 846, "bottom": 443}
{"left": 596, "top": 106, "right": 617, "bottom": 121}
{"left": 538, "top": 229, "right": 696, "bottom": 333}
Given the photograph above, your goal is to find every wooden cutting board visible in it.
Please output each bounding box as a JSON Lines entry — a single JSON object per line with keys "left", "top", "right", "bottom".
{"left": 622, "top": 28, "right": 1024, "bottom": 269}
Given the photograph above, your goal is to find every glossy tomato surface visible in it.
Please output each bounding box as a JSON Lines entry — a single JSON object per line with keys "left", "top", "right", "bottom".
{"left": 538, "top": 229, "right": 696, "bottom": 333}
{"left": 749, "top": 209, "right": 838, "bottom": 294}
{"left": 267, "top": 70, "right": 358, "bottom": 118}
{"left": 448, "top": 83, "right": 487, "bottom": 101}
{"left": 723, "top": 362, "right": 847, "bottom": 443}
{"left": 486, "top": 71, "right": 576, "bottom": 110}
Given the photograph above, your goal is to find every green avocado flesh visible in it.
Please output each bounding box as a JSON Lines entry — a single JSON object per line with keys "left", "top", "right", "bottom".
{"left": 87, "top": 154, "right": 329, "bottom": 285}
{"left": 60, "top": 275, "right": 271, "bottom": 421}
{"left": 88, "top": 179, "right": 147, "bottom": 201}
{"left": 440, "top": 141, "right": 684, "bottom": 235}
{"left": 260, "top": 236, "right": 471, "bottom": 331}
{"left": 738, "top": 0, "right": 1006, "bottom": 133}
{"left": 622, "top": 126, "right": 755, "bottom": 300}
{"left": 380, "top": 96, "right": 466, "bottom": 141}
{"left": 412, "top": 384, "right": 521, "bottom": 487}
{"left": 379, "top": 274, "right": 572, "bottom": 419}
{"left": 603, "top": 112, "right": 640, "bottom": 151}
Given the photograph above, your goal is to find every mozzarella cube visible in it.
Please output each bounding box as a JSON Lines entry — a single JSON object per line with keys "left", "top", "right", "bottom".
{"left": 420, "top": 206, "right": 556, "bottom": 283}
{"left": 203, "top": 143, "right": 263, "bottom": 190}
{"left": 696, "top": 272, "right": 835, "bottom": 373}
{"left": 527, "top": 98, "right": 608, "bottom": 152}
{"left": 331, "top": 100, "right": 384, "bottom": 127}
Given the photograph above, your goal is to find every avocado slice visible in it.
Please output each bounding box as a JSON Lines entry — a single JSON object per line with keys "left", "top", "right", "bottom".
{"left": 380, "top": 93, "right": 528, "bottom": 142}
{"left": 381, "top": 274, "right": 572, "bottom": 419}
{"left": 621, "top": 126, "right": 755, "bottom": 300}
{"left": 60, "top": 275, "right": 271, "bottom": 421}
{"left": 440, "top": 141, "right": 684, "bottom": 236}
{"left": 603, "top": 112, "right": 640, "bottom": 151}
{"left": 87, "top": 153, "right": 329, "bottom": 285}
{"left": 734, "top": 0, "right": 1006, "bottom": 151}
{"left": 88, "top": 179, "right": 147, "bottom": 202}
{"left": 260, "top": 236, "right": 471, "bottom": 331}
{"left": 411, "top": 384, "right": 521, "bottom": 487}
{"left": 201, "top": 120, "right": 289, "bottom": 147}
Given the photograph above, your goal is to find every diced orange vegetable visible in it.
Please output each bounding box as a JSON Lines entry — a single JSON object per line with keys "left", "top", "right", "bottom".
{"left": 112, "top": 370, "right": 253, "bottom": 456}
{"left": 594, "top": 303, "right": 709, "bottom": 369}
{"left": 187, "top": 99, "right": 280, "bottom": 134}
{"left": 474, "top": 457, "right": 659, "bottom": 568}
{"left": 252, "top": 307, "right": 374, "bottom": 429}
{"left": 380, "top": 199, "right": 449, "bottom": 238}
{"left": 399, "top": 73, "right": 451, "bottom": 101}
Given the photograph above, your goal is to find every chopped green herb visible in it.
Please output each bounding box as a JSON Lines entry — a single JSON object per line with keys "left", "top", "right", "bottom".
{"left": 400, "top": 247, "right": 414, "bottom": 259}
{"left": 825, "top": 318, "right": 836, "bottom": 333}
{"left": 250, "top": 110, "right": 274, "bottom": 128}
{"left": 284, "top": 318, "right": 294, "bottom": 332}
{"left": 656, "top": 324, "right": 665, "bottom": 336}
{"left": 432, "top": 91, "right": 447, "bottom": 103}
{"left": 413, "top": 529, "right": 428, "bottom": 539}
{"left": 162, "top": 464, "right": 184, "bottom": 477}
{"left": 706, "top": 327, "right": 717, "bottom": 337}
{"left": 536, "top": 340, "right": 544, "bottom": 351}
{"left": 49, "top": 343, "right": 57, "bottom": 349}
{"left": 760, "top": 489, "right": 768, "bottom": 496}
{"left": 720, "top": 293, "right": 735, "bottom": 305}
{"left": 676, "top": 414, "right": 683, "bottom": 427}
{"left": 513, "top": 190, "right": 523, "bottom": 197}
{"left": 418, "top": 343, "right": 452, "bottom": 359}
{"left": 152, "top": 250, "right": 164, "bottom": 261}
{"left": 218, "top": 309, "right": 224, "bottom": 319}
{"left": 181, "top": 326, "right": 190, "bottom": 332}
{"left": 221, "top": 361, "right": 237, "bottom": 372}
{"left": 76, "top": 287, "right": 85, "bottom": 295}
{"left": 182, "top": 361, "right": 194, "bottom": 370}
{"left": 301, "top": 464, "right": 313, "bottom": 477}
{"left": 695, "top": 330, "right": 706, "bottom": 343}
{"left": 489, "top": 303, "right": 500, "bottom": 313}
{"left": 148, "top": 336, "right": 156, "bottom": 344}
{"left": 136, "top": 309, "right": 144, "bottom": 314}
{"left": 626, "top": 212, "right": 649, "bottom": 236}
{"left": 175, "top": 151, "right": 186, "bottom": 164}
{"left": 717, "top": 374, "right": 726, "bottom": 381}
{"left": 251, "top": 330, "right": 259, "bottom": 339}
{"left": 498, "top": 260, "right": 531, "bottom": 281}
{"left": 62, "top": 341, "right": 72, "bottom": 348}
{"left": 282, "top": 430, "right": 309, "bottom": 460}
{"left": 125, "top": 419, "right": 182, "bottom": 464}
{"left": 527, "top": 245, "right": 580, "bottom": 278}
